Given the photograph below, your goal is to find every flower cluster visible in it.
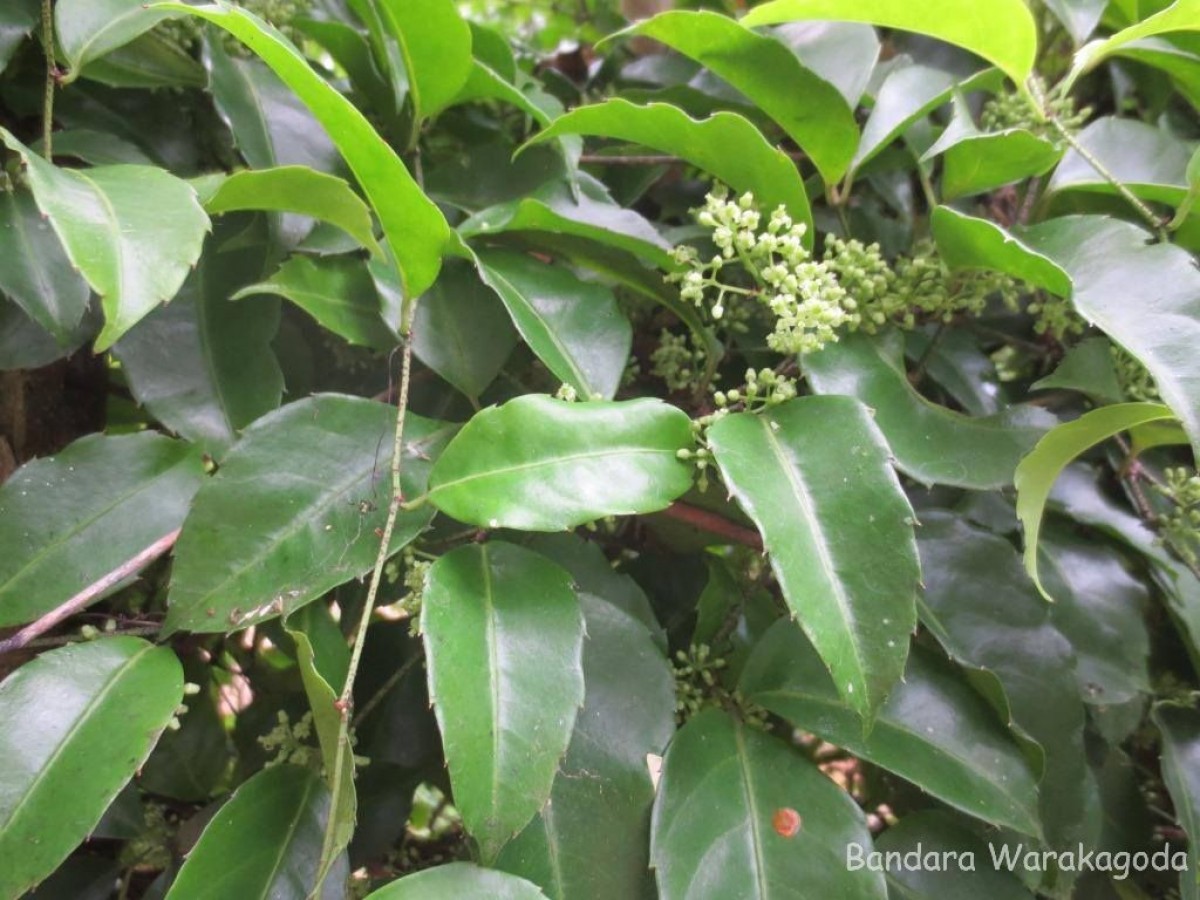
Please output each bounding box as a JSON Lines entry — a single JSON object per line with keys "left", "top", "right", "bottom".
{"left": 1113, "top": 345, "right": 1160, "bottom": 401}
{"left": 981, "top": 86, "right": 1090, "bottom": 136}
{"left": 672, "top": 643, "right": 769, "bottom": 728}
{"left": 1158, "top": 468, "right": 1200, "bottom": 568}
{"left": 713, "top": 367, "right": 798, "bottom": 412}
{"left": 1028, "top": 292, "right": 1086, "bottom": 340}
{"left": 259, "top": 710, "right": 322, "bottom": 770}
{"left": 650, "top": 329, "right": 708, "bottom": 392}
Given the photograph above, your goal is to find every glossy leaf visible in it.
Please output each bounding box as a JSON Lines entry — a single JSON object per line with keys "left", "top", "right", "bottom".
{"left": 1030, "top": 336, "right": 1124, "bottom": 404}
{"left": 1153, "top": 702, "right": 1200, "bottom": 900}
{"left": 376, "top": 0, "right": 473, "bottom": 123}
{"left": 1043, "top": 0, "right": 1107, "bottom": 45}
{"left": 425, "top": 394, "right": 694, "bottom": 531}
{"left": 0, "top": 188, "right": 92, "bottom": 342}
{"left": 473, "top": 249, "right": 631, "bottom": 400}
{"left": 918, "top": 515, "right": 1089, "bottom": 849}
{"left": 742, "top": 0, "right": 1039, "bottom": 87}
{"left": 741, "top": 620, "right": 1041, "bottom": 836}
{"left": 366, "top": 864, "right": 547, "bottom": 900}
{"left": 707, "top": 396, "right": 921, "bottom": 720}
{"left": 0, "top": 433, "right": 203, "bottom": 627}
{"left": 423, "top": 542, "right": 585, "bottom": 862}
{"left": 0, "top": 638, "right": 183, "bottom": 897}
{"left": 411, "top": 259, "right": 519, "bottom": 401}
{"left": 165, "top": 395, "right": 452, "bottom": 634}
{"left": 773, "top": 21, "right": 880, "bottom": 107}
{"left": 524, "top": 99, "right": 813, "bottom": 244}
{"left": 76, "top": 29, "right": 206, "bottom": 90}
{"left": 804, "top": 331, "right": 1055, "bottom": 489}
{"left": 235, "top": 255, "right": 396, "bottom": 349}
{"left": 1067, "top": 0, "right": 1200, "bottom": 86}
{"left": 1048, "top": 117, "right": 1195, "bottom": 206}
{"left": 938, "top": 130, "right": 1062, "bottom": 199}
{"left": 650, "top": 708, "right": 886, "bottom": 900}
{"left": 157, "top": 2, "right": 454, "bottom": 299}
{"left": 0, "top": 0, "right": 37, "bottom": 74}
{"left": 614, "top": 11, "right": 858, "bottom": 183}
{"left": 56, "top": 0, "right": 180, "bottom": 79}
{"left": 0, "top": 129, "right": 209, "bottom": 351}
{"left": 165, "top": 764, "right": 347, "bottom": 900}
{"left": 496, "top": 592, "right": 675, "bottom": 898}
{"left": 1014, "top": 402, "right": 1176, "bottom": 600}
{"left": 931, "top": 206, "right": 1072, "bottom": 297}
{"left": 113, "top": 218, "right": 283, "bottom": 456}
{"left": 204, "top": 167, "right": 382, "bottom": 256}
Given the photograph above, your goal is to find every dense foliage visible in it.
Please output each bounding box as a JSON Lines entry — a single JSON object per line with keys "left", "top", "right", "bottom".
{"left": 1, "top": 0, "right": 1200, "bottom": 897}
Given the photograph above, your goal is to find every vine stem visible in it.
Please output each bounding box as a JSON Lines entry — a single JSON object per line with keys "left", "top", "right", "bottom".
{"left": 318, "top": 305, "right": 417, "bottom": 888}
{"left": 40, "top": 0, "right": 55, "bottom": 159}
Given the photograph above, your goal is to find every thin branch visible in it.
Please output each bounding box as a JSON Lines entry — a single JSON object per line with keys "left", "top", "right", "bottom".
{"left": 660, "top": 501, "right": 764, "bottom": 551}
{"left": 40, "top": 0, "right": 55, "bottom": 159}
{"left": 0, "top": 529, "right": 180, "bottom": 656}
{"left": 352, "top": 648, "right": 423, "bottom": 728}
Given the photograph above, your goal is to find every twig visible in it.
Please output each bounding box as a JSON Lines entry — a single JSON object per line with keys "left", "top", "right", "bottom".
{"left": 0, "top": 529, "right": 180, "bottom": 656}
{"left": 660, "top": 501, "right": 763, "bottom": 551}
{"left": 352, "top": 649, "right": 424, "bottom": 728}
{"left": 40, "top": 0, "right": 55, "bottom": 159}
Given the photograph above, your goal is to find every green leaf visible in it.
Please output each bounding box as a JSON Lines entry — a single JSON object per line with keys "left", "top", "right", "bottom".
{"left": 0, "top": 130, "right": 210, "bottom": 352}
{"left": 873, "top": 811, "right": 1037, "bottom": 899}
{"left": 524, "top": 99, "right": 813, "bottom": 246}
{"left": 366, "top": 864, "right": 548, "bottom": 900}
{"left": 55, "top": 0, "right": 181, "bottom": 79}
{"left": 292, "top": 17, "right": 396, "bottom": 118}
{"left": 139, "top": 671, "right": 232, "bottom": 802}
{"left": 1021, "top": 216, "right": 1200, "bottom": 457}
{"left": 0, "top": 188, "right": 92, "bottom": 342}
{"left": 165, "top": 395, "right": 452, "bottom": 634}
{"left": 473, "top": 250, "right": 631, "bottom": 400}
{"left": 375, "top": 0, "right": 473, "bottom": 123}
{"left": 423, "top": 542, "right": 585, "bottom": 862}
{"left": 204, "top": 167, "right": 383, "bottom": 257}
{"left": 496, "top": 591, "right": 675, "bottom": 898}
{"left": 410, "top": 259, "right": 519, "bottom": 402}
{"left": 773, "top": 21, "right": 880, "bottom": 107}
{"left": 1014, "top": 401, "right": 1176, "bottom": 600}
{"left": 77, "top": 29, "right": 207, "bottom": 90}
{"left": 613, "top": 11, "right": 858, "bottom": 183}
{"left": 0, "top": 0, "right": 38, "bottom": 75}
{"left": 650, "top": 708, "right": 887, "bottom": 900}
{"left": 1153, "top": 702, "right": 1200, "bottom": 900}
{"left": 113, "top": 220, "right": 284, "bottom": 457}
{"left": 1048, "top": 117, "right": 1196, "bottom": 207}
{"left": 1067, "top": 0, "right": 1200, "bottom": 87}
{"left": 918, "top": 514, "right": 1089, "bottom": 849}
{"left": 155, "top": 2, "right": 454, "bottom": 300}
{"left": 741, "top": 620, "right": 1041, "bottom": 836}
{"left": 235, "top": 255, "right": 397, "bottom": 349}
{"left": 165, "top": 764, "right": 347, "bottom": 900}
{"left": 425, "top": 394, "right": 694, "bottom": 531}
{"left": 804, "top": 331, "right": 1055, "bottom": 489}
{"left": 1042, "top": 0, "right": 1107, "bottom": 45}
{"left": 707, "top": 396, "right": 921, "bottom": 720}
{"left": 0, "top": 637, "right": 183, "bottom": 897}
{"left": 1030, "top": 336, "right": 1125, "bottom": 404}
{"left": 742, "top": 0, "right": 1039, "bottom": 87}
{"left": 931, "top": 206, "right": 1072, "bottom": 297}
{"left": 0, "top": 433, "right": 203, "bottom": 627}
{"left": 937, "top": 130, "right": 1062, "bottom": 199}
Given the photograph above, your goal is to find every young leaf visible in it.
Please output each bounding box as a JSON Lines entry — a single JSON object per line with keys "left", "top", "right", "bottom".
{"left": 742, "top": 0, "right": 1039, "bottom": 89}
{"left": 165, "top": 764, "right": 347, "bottom": 900}
{"left": 0, "top": 433, "right": 204, "bottom": 627}
{"left": 707, "top": 396, "right": 921, "bottom": 720}
{"left": 374, "top": 0, "right": 473, "bottom": 124}
{"left": 741, "top": 620, "right": 1042, "bottom": 837}
{"left": 805, "top": 332, "right": 1056, "bottom": 490}
{"left": 153, "top": 2, "right": 454, "bottom": 300}
{"left": 496, "top": 592, "right": 676, "bottom": 898}
{"left": 1014, "top": 402, "right": 1177, "bottom": 600}
{"left": 366, "top": 864, "right": 548, "bottom": 900}
{"left": 204, "top": 167, "right": 383, "bottom": 257}
{"left": 165, "top": 396, "right": 453, "bottom": 634}
{"left": 473, "top": 249, "right": 631, "bottom": 400}
{"left": 523, "top": 99, "right": 813, "bottom": 245}
{"left": 612, "top": 11, "right": 858, "bottom": 183}
{"left": 425, "top": 395, "right": 694, "bottom": 531}
{"left": 650, "top": 709, "right": 887, "bottom": 900}
{"left": 931, "top": 206, "right": 1072, "bottom": 297}
{"left": 423, "top": 542, "right": 586, "bottom": 862}
{"left": 0, "top": 129, "right": 210, "bottom": 351}
{"left": 0, "top": 638, "right": 183, "bottom": 898}
{"left": 1066, "top": 0, "right": 1200, "bottom": 88}
{"left": 1153, "top": 702, "right": 1200, "bottom": 900}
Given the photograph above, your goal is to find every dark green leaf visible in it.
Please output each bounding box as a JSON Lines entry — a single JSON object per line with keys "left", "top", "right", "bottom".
{"left": 650, "top": 709, "right": 887, "bottom": 900}
{"left": 425, "top": 394, "right": 694, "bottom": 531}
{"left": 77, "top": 30, "right": 206, "bottom": 90}
{"left": 931, "top": 206, "right": 1072, "bottom": 297}
{"left": 165, "top": 395, "right": 452, "bottom": 634}
{"left": 56, "top": 0, "right": 180, "bottom": 78}
{"left": 423, "top": 542, "right": 585, "bottom": 862}
{"left": 165, "top": 764, "right": 347, "bottom": 900}
{"left": 0, "top": 433, "right": 203, "bottom": 627}
{"left": 1042, "top": 0, "right": 1107, "bottom": 45}
{"left": 773, "top": 21, "right": 880, "bottom": 107}
{"left": 365, "top": 863, "right": 547, "bottom": 899}
{"left": 1048, "top": 117, "right": 1195, "bottom": 206}
{"left": 707, "top": 396, "right": 921, "bottom": 720}
{"left": 1030, "top": 337, "right": 1125, "bottom": 404}
{"left": 1153, "top": 702, "right": 1200, "bottom": 900}
{"left": 741, "top": 621, "right": 1041, "bottom": 836}
{"left": 0, "top": 638, "right": 183, "bottom": 897}
{"left": 0, "top": 0, "right": 37, "bottom": 74}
